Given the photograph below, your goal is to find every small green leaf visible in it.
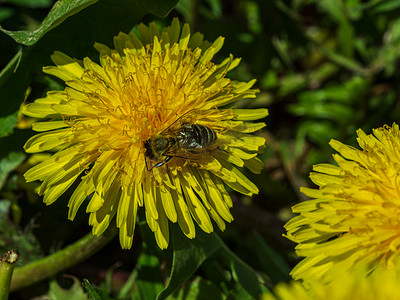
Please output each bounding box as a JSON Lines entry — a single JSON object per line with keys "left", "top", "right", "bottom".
{"left": 0, "top": 151, "right": 25, "bottom": 190}
{"left": 0, "top": 110, "right": 20, "bottom": 138}
{"left": 82, "top": 279, "right": 111, "bottom": 300}
{"left": 48, "top": 276, "right": 88, "bottom": 300}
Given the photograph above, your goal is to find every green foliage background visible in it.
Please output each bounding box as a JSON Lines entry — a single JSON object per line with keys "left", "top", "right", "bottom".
{"left": 1, "top": 0, "right": 400, "bottom": 299}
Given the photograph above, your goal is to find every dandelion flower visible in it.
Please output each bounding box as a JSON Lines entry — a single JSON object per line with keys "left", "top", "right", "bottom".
{"left": 22, "top": 19, "right": 267, "bottom": 249}
{"left": 285, "top": 124, "right": 400, "bottom": 283}
{"left": 262, "top": 263, "right": 400, "bottom": 300}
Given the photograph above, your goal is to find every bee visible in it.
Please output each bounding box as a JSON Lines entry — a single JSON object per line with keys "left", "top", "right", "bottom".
{"left": 144, "top": 112, "right": 217, "bottom": 171}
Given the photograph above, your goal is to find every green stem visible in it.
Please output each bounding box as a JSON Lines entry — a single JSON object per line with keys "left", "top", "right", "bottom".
{"left": 10, "top": 225, "right": 118, "bottom": 292}
{"left": 0, "top": 250, "right": 20, "bottom": 300}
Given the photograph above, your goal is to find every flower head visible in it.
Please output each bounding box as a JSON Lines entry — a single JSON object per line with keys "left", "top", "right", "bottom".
{"left": 285, "top": 124, "right": 400, "bottom": 283}
{"left": 23, "top": 19, "right": 267, "bottom": 249}
{"left": 262, "top": 263, "right": 400, "bottom": 300}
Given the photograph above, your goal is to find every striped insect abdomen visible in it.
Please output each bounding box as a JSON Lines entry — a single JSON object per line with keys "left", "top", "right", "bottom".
{"left": 178, "top": 124, "right": 217, "bottom": 150}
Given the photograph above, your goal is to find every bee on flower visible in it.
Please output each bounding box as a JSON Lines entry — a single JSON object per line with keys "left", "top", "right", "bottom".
{"left": 143, "top": 110, "right": 218, "bottom": 171}
{"left": 22, "top": 18, "right": 268, "bottom": 249}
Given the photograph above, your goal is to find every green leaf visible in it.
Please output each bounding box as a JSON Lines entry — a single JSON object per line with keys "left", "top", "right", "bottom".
{"left": 278, "top": 73, "right": 307, "bottom": 97}
{"left": 0, "top": 129, "right": 34, "bottom": 188}
{"left": 1, "top": 0, "right": 178, "bottom": 46}
{"left": 48, "top": 276, "right": 88, "bottom": 300}
{"left": 0, "top": 0, "right": 178, "bottom": 137}
{"left": 157, "top": 225, "right": 223, "bottom": 300}
{"left": 117, "top": 265, "right": 137, "bottom": 299}
{"left": 318, "top": 0, "right": 346, "bottom": 22}
{"left": 223, "top": 244, "right": 268, "bottom": 299}
{"left": 337, "top": 20, "right": 355, "bottom": 57}
{"left": 297, "top": 121, "right": 339, "bottom": 147}
{"left": 226, "top": 283, "right": 257, "bottom": 300}
{"left": 372, "top": 0, "right": 400, "bottom": 13}
{"left": 0, "top": 7, "right": 14, "bottom": 22}
{"left": 1, "top": 0, "right": 99, "bottom": 46}
{"left": 133, "top": 252, "right": 164, "bottom": 300}
{"left": 253, "top": 231, "right": 291, "bottom": 284}
{"left": 0, "top": 199, "right": 43, "bottom": 264}
{"left": 158, "top": 225, "right": 270, "bottom": 299}
{"left": 0, "top": 151, "right": 25, "bottom": 190}
{"left": 0, "top": 113, "right": 18, "bottom": 138}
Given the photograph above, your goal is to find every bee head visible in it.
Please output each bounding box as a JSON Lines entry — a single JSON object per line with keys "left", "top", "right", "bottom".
{"left": 144, "top": 135, "right": 170, "bottom": 159}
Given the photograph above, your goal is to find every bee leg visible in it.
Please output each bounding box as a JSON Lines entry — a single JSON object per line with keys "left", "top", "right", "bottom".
{"left": 149, "top": 156, "right": 173, "bottom": 171}
{"left": 164, "top": 156, "right": 173, "bottom": 163}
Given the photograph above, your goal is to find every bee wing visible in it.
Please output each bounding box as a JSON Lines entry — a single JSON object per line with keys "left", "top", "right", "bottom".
{"left": 160, "top": 109, "right": 200, "bottom": 135}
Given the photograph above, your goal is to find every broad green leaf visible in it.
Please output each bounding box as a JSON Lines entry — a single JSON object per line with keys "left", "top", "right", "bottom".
{"left": 1, "top": 0, "right": 99, "bottom": 46}
{"left": 158, "top": 225, "right": 269, "bottom": 299}
{"left": 221, "top": 240, "right": 268, "bottom": 299}
{"left": 253, "top": 231, "right": 291, "bottom": 284}
{"left": 157, "top": 225, "right": 223, "bottom": 300}
{"left": 133, "top": 252, "right": 164, "bottom": 300}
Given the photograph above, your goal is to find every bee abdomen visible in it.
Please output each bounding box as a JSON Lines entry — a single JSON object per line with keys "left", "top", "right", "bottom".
{"left": 194, "top": 124, "right": 216, "bottom": 147}
{"left": 180, "top": 124, "right": 216, "bottom": 149}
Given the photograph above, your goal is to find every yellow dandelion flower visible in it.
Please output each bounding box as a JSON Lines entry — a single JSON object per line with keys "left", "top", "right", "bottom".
{"left": 22, "top": 19, "right": 267, "bottom": 249}
{"left": 285, "top": 123, "right": 400, "bottom": 283}
{"left": 262, "top": 264, "right": 400, "bottom": 300}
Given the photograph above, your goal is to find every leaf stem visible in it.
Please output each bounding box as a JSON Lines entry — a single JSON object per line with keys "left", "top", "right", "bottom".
{"left": 10, "top": 225, "right": 118, "bottom": 292}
